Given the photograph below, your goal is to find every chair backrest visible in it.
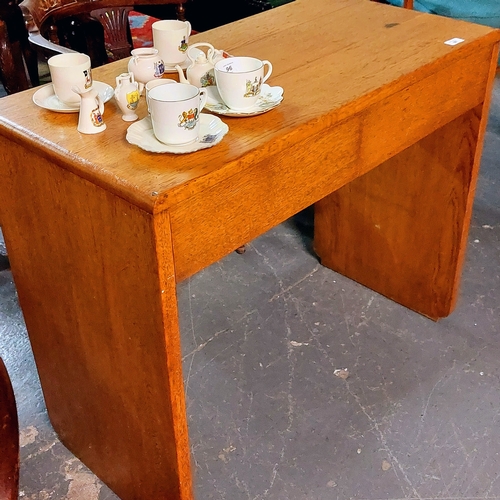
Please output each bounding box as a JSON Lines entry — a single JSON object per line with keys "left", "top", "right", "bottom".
{"left": 0, "top": 357, "right": 19, "bottom": 500}
{"left": 20, "top": 0, "right": 188, "bottom": 65}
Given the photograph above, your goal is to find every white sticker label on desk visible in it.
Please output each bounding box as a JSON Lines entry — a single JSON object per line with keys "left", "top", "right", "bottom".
{"left": 444, "top": 38, "right": 465, "bottom": 46}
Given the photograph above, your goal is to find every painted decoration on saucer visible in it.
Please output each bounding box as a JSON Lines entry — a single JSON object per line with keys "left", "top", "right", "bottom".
{"left": 205, "top": 84, "right": 283, "bottom": 117}
{"left": 126, "top": 113, "right": 228, "bottom": 154}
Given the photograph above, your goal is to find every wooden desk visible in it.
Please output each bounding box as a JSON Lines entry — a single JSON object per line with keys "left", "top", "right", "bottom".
{"left": 0, "top": 0, "right": 498, "bottom": 498}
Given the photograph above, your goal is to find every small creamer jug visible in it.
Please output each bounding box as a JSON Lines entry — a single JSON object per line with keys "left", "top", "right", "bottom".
{"left": 114, "top": 73, "right": 140, "bottom": 122}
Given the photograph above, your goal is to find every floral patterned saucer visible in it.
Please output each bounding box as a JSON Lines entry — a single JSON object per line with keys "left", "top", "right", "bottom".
{"left": 204, "top": 84, "right": 284, "bottom": 117}
{"left": 126, "top": 113, "right": 228, "bottom": 154}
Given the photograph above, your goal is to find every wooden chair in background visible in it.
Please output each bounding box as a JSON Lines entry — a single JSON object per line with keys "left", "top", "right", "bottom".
{"left": 0, "top": 1, "right": 39, "bottom": 95}
{"left": 20, "top": 0, "right": 188, "bottom": 66}
{"left": 0, "top": 357, "right": 19, "bottom": 500}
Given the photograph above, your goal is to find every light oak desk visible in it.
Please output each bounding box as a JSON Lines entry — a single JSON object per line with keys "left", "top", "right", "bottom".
{"left": 0, "top": 1, "right": 499, "bottom": 498}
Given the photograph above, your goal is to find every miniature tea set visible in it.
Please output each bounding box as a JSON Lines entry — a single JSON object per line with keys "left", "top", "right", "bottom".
{"left": 33, "top": 36, "right": 284, "bottom": 153}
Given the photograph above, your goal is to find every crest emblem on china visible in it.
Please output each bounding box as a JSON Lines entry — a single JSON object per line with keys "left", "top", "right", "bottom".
{"left": 178, "top": 108, "right": 199, "bottom": 130}
{"left": 200, "top": 71, "right": 216, "bottom": 87}
{"left": 154, "top": 61, "right": 165, "bottom": 77}
{"left": 91, "top": 106, "right": 104, "bottom": 127}
{"left": 179, "top": 37, "right": 188, "bottom": 53}
{"left": 83, "top": 69, "right": 92, "bottom": 89}
{"left": 244, "top": 76, "right": 263, "bottom": 97}
{"left": 126, "top": 90, "right": 140, "bottom": 110}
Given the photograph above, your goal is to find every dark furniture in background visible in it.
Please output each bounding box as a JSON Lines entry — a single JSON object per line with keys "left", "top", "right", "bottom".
{"left": 20, "top": 0, "right": 188, "bottom": 67}
{"left": 0, "top": 0, "right": 293, "bottom": 94}
{"left": 138, "top": 0, "right": 294, "bottom": 33}
{"left": 0, "top": 357, "right": 19, "bottom": 500}
{"left": 0, "top": 1, "right": 38, "bottom": 95}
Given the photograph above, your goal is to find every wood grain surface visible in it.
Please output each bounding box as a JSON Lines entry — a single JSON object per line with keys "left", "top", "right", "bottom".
{"left": 0, "top": 0, "right": 499, "bottom": 498}
{"left": 1, "top": 0, "right": 498, "bottom": 212}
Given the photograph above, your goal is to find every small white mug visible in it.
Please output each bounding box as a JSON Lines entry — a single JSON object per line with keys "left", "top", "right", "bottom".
{"left": 148, "top": 83, "right": 208, "bottom": 145}
{"left": 214, "top": 56, "right": 272, "bottom": 111}
{"left": 152, "top": 19, "right": 192, "bottom": 66}
{"left": 48, "top": 53, "right": 92, "bottom": 106}
{"left": 145, "top": 78, "right": 176, "bottom": 106}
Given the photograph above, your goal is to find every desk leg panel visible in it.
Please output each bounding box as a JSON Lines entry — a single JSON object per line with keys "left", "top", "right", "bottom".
{"left": 0, "top": 141, "right": 192, "bottom": 499}
{"left": 314, "top": 106, "right": 483, "bottom": 319}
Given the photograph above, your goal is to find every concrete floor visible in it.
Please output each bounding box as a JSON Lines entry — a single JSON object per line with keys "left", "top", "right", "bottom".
{"left": 1, "top": 76, "right": 499, "bottom": 498}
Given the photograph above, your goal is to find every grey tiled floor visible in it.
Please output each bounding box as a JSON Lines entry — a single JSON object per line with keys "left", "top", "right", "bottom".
{"left": 1, "top": 78, "right": 499, "bottom": 499}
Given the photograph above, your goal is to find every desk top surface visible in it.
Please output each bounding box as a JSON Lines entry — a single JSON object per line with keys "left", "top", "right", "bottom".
{"left": 1, "top": 0, "right": 499, "bottom": 212}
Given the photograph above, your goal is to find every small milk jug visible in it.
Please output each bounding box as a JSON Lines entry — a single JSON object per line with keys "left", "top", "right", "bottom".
{"left": 114, "top": 73, "right": 140, "bottom": 122}
{"left": 72, "top": 86, "right": 106, "bottom": 134}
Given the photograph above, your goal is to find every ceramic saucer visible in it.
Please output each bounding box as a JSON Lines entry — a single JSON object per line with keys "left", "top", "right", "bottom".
{"left": 126, "top": 113, "right": 228, "bottom": 154}
{"left": 33, "top": 81, "right": 114, "bottom": 113}
{"left": 204, "top": 84, "right": 284, "bottom": 117}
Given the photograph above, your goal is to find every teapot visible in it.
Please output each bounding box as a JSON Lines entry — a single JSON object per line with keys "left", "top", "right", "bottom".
{"left": 176, "top": 42, "right": 229, "bottom": 88}
{"left": 72, "top": 85, "right": 106, "bottom": 134}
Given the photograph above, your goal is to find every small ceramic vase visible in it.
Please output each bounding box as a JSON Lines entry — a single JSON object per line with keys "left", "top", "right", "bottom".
{"left": 114, "top": 73, "right": 140, "bottom": 122}
{"left": 72, "top": 85, "right": 106, "bottom": 134}
{"left": 127, "top": 47, "right": 165, "bottom": 94}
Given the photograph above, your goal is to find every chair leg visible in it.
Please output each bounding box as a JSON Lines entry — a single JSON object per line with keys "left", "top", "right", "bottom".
{"left": 0, "top": 357, "right": 19, "bottom": 500}
{"left": 176, "top": 2, "right": 186, "bottom": 21}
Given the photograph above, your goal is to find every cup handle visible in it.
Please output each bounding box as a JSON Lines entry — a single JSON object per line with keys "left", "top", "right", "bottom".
{"left": 262, "top": 60, "right": 273, "bottom": 84}
{"left": 185, "top": 20, "right": 192, "bottom": 38}
{"left": 96, "top": 94, "right": 104, "bottom": 115}
{"left": 199, "top": 88, "right": 208, "bottom": 111}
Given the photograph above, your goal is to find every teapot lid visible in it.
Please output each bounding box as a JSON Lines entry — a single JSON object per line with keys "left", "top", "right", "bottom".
{"left": 195, "top": 52, "right": 209, "bottom": 64}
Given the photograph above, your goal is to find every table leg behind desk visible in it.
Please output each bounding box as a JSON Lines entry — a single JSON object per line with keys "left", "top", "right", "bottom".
{"left": 314, "top": 105, "right": 485, "bottom": 320}
{"left": 0, "top": 142, "right": 193, "bottom": 499}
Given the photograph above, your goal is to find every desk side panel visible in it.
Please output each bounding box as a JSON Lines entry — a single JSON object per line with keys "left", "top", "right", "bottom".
{"left": 0, "top": 139, "right": 192, "bottom": 500}
{"left": 315, "top": 107, "right": 482, "bottom": 319}
{"left": 314, "top": 44, "right": 499, "bottom": 319}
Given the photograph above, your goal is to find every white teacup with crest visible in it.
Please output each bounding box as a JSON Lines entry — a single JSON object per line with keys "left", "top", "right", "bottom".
{"left": 48, "top": 53, "right": 92, "bottom": 106}
{"left": 152, "top": 19, "right": 191, "bottom": 66}
{"left": 214, "top": 56, "right": 272, "bottom": 111}
{"left": 148, "top": 83, "right": 208, "bottom": 146}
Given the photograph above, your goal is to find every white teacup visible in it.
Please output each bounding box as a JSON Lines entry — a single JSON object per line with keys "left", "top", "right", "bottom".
{"left": 214, "top": 56, "right": 272, "bottom": 111}
{"left": 48, "top": 53, "right": 92, "bottom": 106}
{"left": 145, "top": 78, "right": 176, "bottom": 106}
{"left": 148, "top": 83, "right": 208, "bottom": 146}
{"left": 152, "top": 19, "right": 191, "bottom": 66}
